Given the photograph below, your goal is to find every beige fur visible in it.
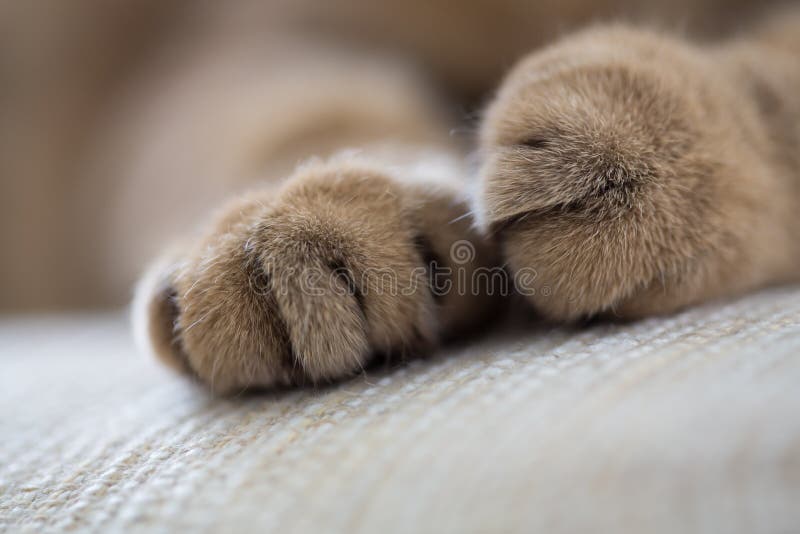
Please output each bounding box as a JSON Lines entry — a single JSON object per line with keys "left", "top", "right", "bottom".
{"left": 479, "top": 13, "right": 800, "bottom": 319}
{"left": 135, "top": 153, "right": 503, "bottom": 393}
{"left": 2, "top": 1, "right": 799, "bottom": 392}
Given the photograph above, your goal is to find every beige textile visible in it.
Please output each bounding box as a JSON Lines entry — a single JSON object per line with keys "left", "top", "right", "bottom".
{"left": 2, "top": 287, "right": 800, "bottom": 533}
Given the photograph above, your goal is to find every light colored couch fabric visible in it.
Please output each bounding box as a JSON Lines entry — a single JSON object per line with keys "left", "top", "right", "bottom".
{"left": 2, "top": 287, "right": 800, "bottom": 533}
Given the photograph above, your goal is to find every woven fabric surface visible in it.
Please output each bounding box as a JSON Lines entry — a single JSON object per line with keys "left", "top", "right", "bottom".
{"left": 2, "top": 287, "right": 800, "bottom": 533}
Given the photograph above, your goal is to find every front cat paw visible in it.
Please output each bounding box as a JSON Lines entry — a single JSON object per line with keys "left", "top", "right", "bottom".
{"left": 134, "top": 156, "right": 500, "bottom": 393}
{"left": 477, "top": 26, "right": 791, "bottom": 320}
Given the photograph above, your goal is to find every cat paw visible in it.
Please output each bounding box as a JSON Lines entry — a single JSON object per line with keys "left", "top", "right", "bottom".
{"left": 134, "top": 155, "right": 501, "bottom": 393}
{"left": 477, "top": 26, "right": 793, "bottom": 320}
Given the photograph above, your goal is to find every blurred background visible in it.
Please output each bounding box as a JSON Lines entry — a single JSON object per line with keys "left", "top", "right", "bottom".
{"left": 0, "top": 0, "right": 784, "bottom": 312}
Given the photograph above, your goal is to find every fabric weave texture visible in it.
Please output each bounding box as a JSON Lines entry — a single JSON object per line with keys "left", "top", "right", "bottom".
{"left": 2, "top": 287, "right": 800, "bottom": 533}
